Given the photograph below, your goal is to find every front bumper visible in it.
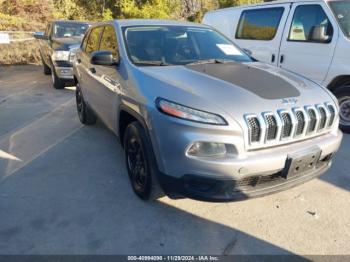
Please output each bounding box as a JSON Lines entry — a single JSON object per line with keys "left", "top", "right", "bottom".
{"left": 53, "top": 61, "right": 74, "bottom": 80}
{"left": 159, "top": 158, "right": 332, "bottom": 202}
{"left": 149, "top": 112, "right": 343, "bottom": 201}
{"left": 54, "top": 66, "right": 74, "bottom": 80}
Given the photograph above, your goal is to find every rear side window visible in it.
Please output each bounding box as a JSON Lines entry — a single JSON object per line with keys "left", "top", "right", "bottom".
{"left": 236, "top": 7, "right": 284, "bottom": 40}
{"left": 99, "top": 26, "right": 118, "bottom": 57}
{"left": 288, "top": 5, "right": 333, "bottom": 43}
{"left": 85, "top": 27, "right": 103, "bottom": 54}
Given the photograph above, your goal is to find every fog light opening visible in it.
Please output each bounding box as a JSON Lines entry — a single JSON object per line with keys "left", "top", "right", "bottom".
{"left": 187, "top": 142, "right": 227, "bottom": 157}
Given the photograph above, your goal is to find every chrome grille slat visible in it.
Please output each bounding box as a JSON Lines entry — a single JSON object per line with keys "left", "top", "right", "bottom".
{"left": 247, "top": 116, "right": 261, "bottom": 143}
{"left": 327, "top": 104, "right": 335, "bottom": 127}
{"left": 317, "top": 106, "right": 327, "bottom": 130}
{"left": 245, "top": 102, "right": 336, "bottom": 148}
{"left": 307, "top": 108, "right": 317, "bottom": 133}
{"left": 281, "top": 112, "right": 292, "bottom": 138}
{"left": 265, "top": 114, "right": 278, "bottom": 141}
{"left": 295, "top": 110, "right": 305, "bottom": 136}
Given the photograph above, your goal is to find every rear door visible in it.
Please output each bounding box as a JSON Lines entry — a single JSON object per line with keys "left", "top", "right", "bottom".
{"left": 278, "top": 2, "right": 338, "bottom": 84}
{"left": 234, "top": 4, "right": 291, "bottom": 66}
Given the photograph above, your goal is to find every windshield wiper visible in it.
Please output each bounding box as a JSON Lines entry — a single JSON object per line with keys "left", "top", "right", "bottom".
{"left": 133, "top": 61, "right": 171, "bottom": 66}
{"left": 186, "top": 59, "right": 234, "bottom": 66}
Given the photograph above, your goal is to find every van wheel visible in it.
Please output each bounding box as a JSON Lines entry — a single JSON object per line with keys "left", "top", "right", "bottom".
{"left": 124, "top": 122, "right": 164, "bottom": 201}
{"left": 76, "top": 83, "right": 97, "bottom": 125}
{"left": 51, "top": 66, "right": 65, "bottom": 89}
{"left": 334, "top": 86, "right": 350, "bottom": 134}
{"left": 41, "top": 55, "right": 51, "bottom": 75}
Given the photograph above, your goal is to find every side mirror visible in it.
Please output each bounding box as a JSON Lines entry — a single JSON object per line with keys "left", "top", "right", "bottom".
{"left": 309, "top": 25, "right": 331, "bottom": 43}
{"left": 90, "top": 50, "right": 119, "bottom": 66}
{"left": 33, "top": 32, "right": 47, "bottom": 40}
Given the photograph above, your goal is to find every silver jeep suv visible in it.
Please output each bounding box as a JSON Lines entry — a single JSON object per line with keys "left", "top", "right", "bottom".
{"left": 73, "top": 20, "right": 343, "bottom": 202}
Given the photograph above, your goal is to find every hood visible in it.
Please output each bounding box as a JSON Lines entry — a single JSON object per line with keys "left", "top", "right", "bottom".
{"left": 137, "top": 62, "right": 334, "bottom": 119}
{"left": 52, "top": 36, "right": 83, "bottom": 51}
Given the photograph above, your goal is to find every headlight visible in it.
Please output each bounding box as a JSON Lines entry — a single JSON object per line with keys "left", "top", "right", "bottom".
{"left": 69, "top": 52, "right": 76, "bottom": 63}
{"left": 156, "top": 98, "right": 227, "bottom": 125}
{"left": 52, "top": 51, "right": 70, "bottom": 61}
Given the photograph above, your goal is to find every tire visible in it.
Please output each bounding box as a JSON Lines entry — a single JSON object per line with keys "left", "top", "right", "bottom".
{"left": 41, "top": 55, "right": 51, "bottom": 75}
{"left": 334, "top": 86, "right": 350, "bottom": 134}
{"left": 124, "top": 121, "right": 164, "bottom": 201}
{"left": 76, "top": 83, "right": 97, "bottom": 125}
{"left": 51, "top": 65, "right": 65, "bottom": 89}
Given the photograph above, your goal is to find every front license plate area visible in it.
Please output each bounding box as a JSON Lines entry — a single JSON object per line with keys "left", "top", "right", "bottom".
{"left": 282, "top": 147, "right": 322, "bottom": 179}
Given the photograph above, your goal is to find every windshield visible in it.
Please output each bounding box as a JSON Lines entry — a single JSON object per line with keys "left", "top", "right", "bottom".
{"left": 122, "top": 26, "right": 252, "bottom": 66}
{"left": 329, "top": 1, "right": 350, "bottom": 39}
{"left": 53, "top": 22, "right": 89, "bottom": 38}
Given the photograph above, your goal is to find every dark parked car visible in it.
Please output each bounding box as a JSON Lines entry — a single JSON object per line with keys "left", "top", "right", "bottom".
{"left": 34, "top": 20, "right": 90, "bottom": 89}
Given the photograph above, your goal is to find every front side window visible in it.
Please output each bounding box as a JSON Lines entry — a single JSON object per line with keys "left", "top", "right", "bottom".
{"left": 236, "top": 8, "right": 284, "bottom": 40}
{"left": 81, "top": 30, "right": 90, "bottom": 51}
{"left": 53, "top": 22, "right": 89, "bottom": 38}
{"left": 288, "top": 5, "right": 333, "bottom": 43}
{"left": 123, "top": 26, "right": 252, "bottom": 66}
{"left": 99, "top": 26, "right": 118, "bottom": 57}
{"left": 329, "top": 1, "right": 350, "bottom": 39}
{"left": 85, "top": 27, "right": 103, "bottom": 54}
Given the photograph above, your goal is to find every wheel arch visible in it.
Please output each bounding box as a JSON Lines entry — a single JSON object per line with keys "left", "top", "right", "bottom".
{"left": 118, "top": 105, "right": 150, "bottom": 147}
{"left": 327, "top": 75, "right": 350, "bottom": 93}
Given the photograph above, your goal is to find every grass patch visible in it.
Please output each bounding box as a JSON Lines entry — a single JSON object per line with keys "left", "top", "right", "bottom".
{"left": 0, "top": 40, "right": 41, "bottom": 65}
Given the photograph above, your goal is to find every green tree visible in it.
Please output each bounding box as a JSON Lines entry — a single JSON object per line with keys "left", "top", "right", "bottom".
{"left": 218, "top": 0, "right": 262, "bottom": 8}
{"left": 118, "top": 0, "right": 179, "bottom": 19}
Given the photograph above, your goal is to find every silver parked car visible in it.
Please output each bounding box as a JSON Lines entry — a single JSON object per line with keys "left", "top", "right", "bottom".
{"left": 73, "top": 20, "right": 343, "bottom": 202}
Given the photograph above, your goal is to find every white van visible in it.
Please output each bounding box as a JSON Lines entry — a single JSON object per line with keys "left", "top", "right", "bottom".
{"left": 203, "top": 0, "right": 350, "bottom": 133}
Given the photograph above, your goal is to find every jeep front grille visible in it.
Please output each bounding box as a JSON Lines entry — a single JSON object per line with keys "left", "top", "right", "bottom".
{"left": 244, "top": 102, "right": 336, "bottom": 148}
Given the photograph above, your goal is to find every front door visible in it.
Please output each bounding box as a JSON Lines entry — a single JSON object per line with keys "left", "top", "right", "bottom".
{"left": 278, "top": 2, "right": 338, "bottom": 84}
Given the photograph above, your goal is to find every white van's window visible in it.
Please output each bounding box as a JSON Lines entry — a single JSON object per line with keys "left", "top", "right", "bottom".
{"left": 236, "top": 8, "right": 284, "bottom": 41}
{"left": 329, "top": 1, "right": 350, "bottom": 39}
{"left": 288, "top": 5, "right": 333, "bottom": 43}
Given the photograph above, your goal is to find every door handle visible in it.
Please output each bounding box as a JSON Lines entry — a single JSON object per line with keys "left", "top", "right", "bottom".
{"left": 280, "top": 55, "right": 285, "bottom": 64}
{"left": 242, "top": 48, "right": 252, "bottom": 56}
{"left": 89, "top": 68, "right": 96, "bottom": 74}
{"left": 271, "top": 54, "right": 275, "bottom": 63}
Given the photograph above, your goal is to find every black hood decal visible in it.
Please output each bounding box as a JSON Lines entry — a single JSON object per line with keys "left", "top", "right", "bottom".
{"left": 185, "top": 63, "right": 300, "bottom": 100}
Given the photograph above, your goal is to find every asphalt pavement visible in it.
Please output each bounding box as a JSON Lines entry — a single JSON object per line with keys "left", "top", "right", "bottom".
{"left": 0, "top": 65, "right": 349, "bottom": 255}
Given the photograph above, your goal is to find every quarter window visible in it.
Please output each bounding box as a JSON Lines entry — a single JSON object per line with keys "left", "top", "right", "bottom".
{"left": 99, "top": 26, "right": 118, "bottom": 57}
{"left": 288, "top": 5, "right": 333, "bottom": 43}
{"left": 85, "top": 27, "right": 103, "bottom": 54}
{"left": 236, "top": 8, "right": 284, "bottom": 40}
